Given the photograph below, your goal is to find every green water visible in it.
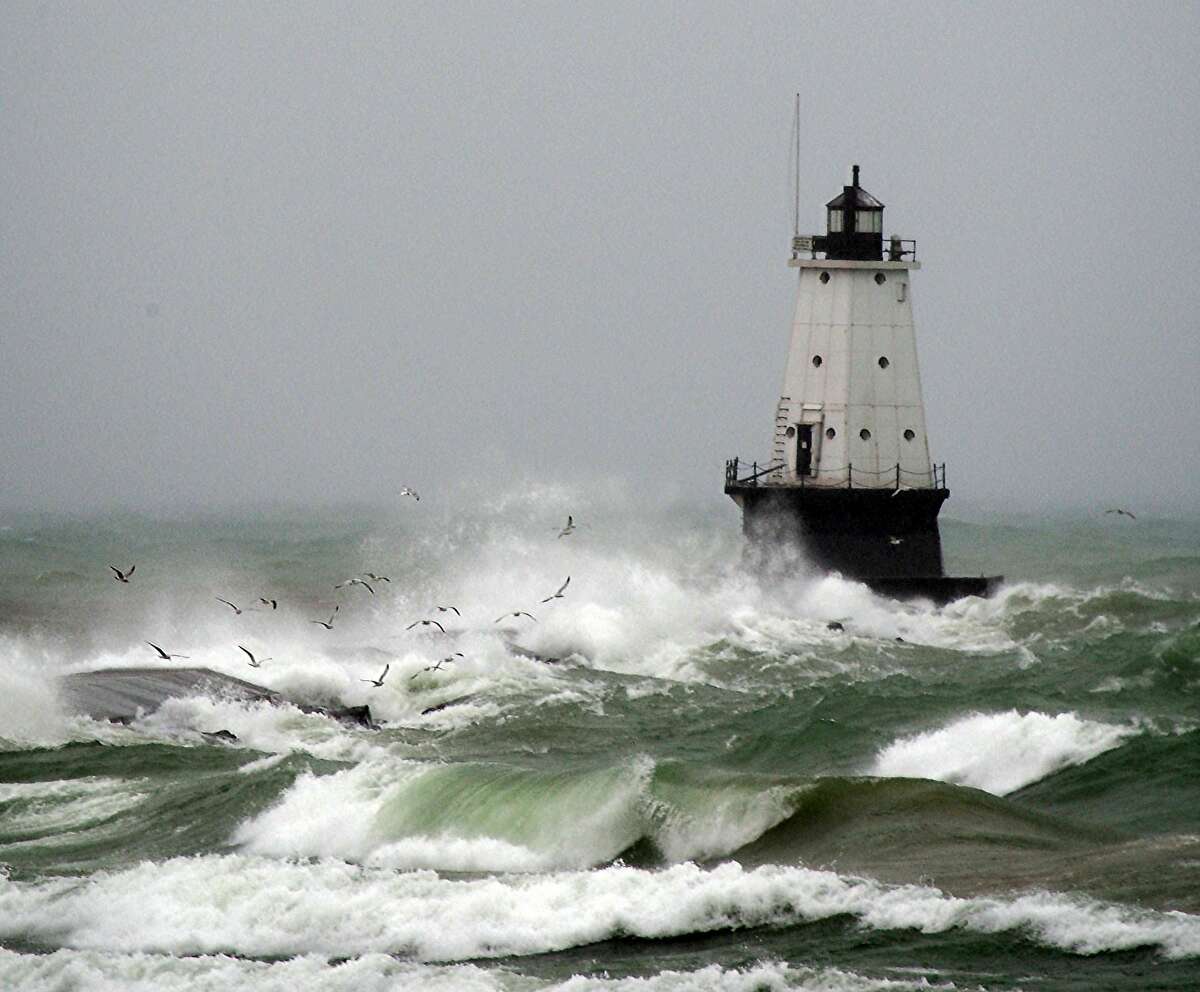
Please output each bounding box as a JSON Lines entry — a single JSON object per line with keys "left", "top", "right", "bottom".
{"left": 0, "top": 501, "right": 1197, "bottom": 990}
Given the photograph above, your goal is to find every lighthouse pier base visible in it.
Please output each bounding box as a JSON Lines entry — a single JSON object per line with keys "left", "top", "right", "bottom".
{"left": 726, "top": 482, "right": 1000, "bottom": 605}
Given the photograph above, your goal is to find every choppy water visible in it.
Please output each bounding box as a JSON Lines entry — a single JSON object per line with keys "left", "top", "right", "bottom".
{"left": 1, "top": 490, "right": 1198, "bottom": 990}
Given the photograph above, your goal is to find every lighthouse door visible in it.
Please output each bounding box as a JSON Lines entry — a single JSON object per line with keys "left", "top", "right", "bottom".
{"left": 796, "top": 426, "right": 814, "bottom": 477}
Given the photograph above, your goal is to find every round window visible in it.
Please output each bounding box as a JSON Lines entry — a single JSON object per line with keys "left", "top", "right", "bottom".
{"left": 903, "top": 429, "right": 915, "bottom": 441}
{"left": 785, "top": 426, "right": 796, "bottom": 437}
{"left": 874, "top": 273, "right": 886, "bottom": 285}
{"left": 825, "top": 427, "right": 836, "bottom": 440}
{"left": 859, "top": 428, "right": 872, "bottom": 441}
{"left": 812, "top": 355, "right": 823, "bottom": 368}
{"left": 819, "top": 272, "right": 830, "bottom": 284}
{"left": 878, "top": 356, "right": 889, "bottom": 369}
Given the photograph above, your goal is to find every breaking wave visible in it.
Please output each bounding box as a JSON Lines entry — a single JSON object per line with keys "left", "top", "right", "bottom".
{"left": 1, "top": 856, "right": 1197, "bottom": 962}
{"left": 870, "top": 710, "right": 1138, "bottom": 796}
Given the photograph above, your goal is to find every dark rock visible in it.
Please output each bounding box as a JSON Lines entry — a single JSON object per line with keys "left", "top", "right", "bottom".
{"left": 59, "top": 667, "right": 376, "bottom": 730}
{"left": 421, "top": 694, "right": 478, "bottom": 716}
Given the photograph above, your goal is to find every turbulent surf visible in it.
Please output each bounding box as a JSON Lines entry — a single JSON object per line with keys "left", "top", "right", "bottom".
{"left": 1, "top": 493, "right": 1197, "bottom": 990}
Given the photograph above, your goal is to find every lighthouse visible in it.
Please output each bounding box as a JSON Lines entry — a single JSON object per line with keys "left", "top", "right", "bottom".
{"left": 725, "top": 165, "right": 1000, "bottom": 603}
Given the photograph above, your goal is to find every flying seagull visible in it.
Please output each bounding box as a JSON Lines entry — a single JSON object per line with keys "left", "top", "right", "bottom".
{"left": 239, "top": 645, "right": 272, "bottom": 668}
{"left": 1105, "top": 508, "right": 1137, "bottom": 520}
{"left": 110, "top": 565, "right": 135, "bottom": 583}
{"left": 887, "top": 536, "right": 904, "bottom": 546}
{"left": 146, "top": 641, "right": 188, "bottom": 660}
{"left": 216, "top": 597, "right": 243, "bottom": 615}
{"left": 557, "top": 515, "right": 575, "bottom": 538}
{"left": 409, "top": 654, "right": 463, "bottom": 679}
{"left": 361, "top": 573, "right": 391, "bottom": 583}
{"left": 435, "top": 605, "right": 461, "bottom": 616}
{"left": 399, "top": 487, "right": 420, "bottom": 501}
{"left": 406, "top": 619, "right": 446, "bottom": 633}
{"left": 257, "top": 597, "right": 278, "bottom": 610}
{"left": 494, "top": 611, "right": 537, "bottom": 623}
{"left": 335, "top": 578, "right": 375, "bottom": 595}
{"left": 362, "top": 663, "right": 390, "bottom": 688}
{"left": 541, "top": 576, "right": 570, "bottom": 603}
{"left": 311, "top": 606, "right": 339, "bottom": 629}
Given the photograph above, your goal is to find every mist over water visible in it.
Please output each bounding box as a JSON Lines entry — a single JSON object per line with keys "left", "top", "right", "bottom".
{"left": 0, "top": 490, "right": 1198, "bottom": 989}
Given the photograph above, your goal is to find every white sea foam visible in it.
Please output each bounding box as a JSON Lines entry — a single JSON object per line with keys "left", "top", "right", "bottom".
{"left": 0, "top": 856, "right": 1197, "bottom": 962}
{"left": 871, "top": 710, "right": 1137, "bottom": 795}
{"left": 0, "top": 948, "right": 937, "bottom": 992}
{"left": 0, "top": 640, "right": 72, "bottom": 747}
{"left": 0, "top": 949, "right": 510, "bottom": 992}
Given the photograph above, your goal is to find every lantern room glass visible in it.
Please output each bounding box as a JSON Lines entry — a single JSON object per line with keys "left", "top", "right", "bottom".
{"left": 856, "top": 209, "right": 881, "bottom": 233}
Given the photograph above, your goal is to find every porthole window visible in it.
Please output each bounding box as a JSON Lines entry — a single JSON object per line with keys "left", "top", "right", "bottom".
{"left": 878, "top": 356, "right": 890, "bottom": 369}
{"left": 859, "top": 428, "right": 871, "bottom": 441}
{"left": 825, "top": 427, "right": 836, "bottom": 440}
{"left": 903, "top": 429, "right": 915, "bottom": 441}
{"left": 812, "top": 355, "right": 823, "bottom": 368}
{"left": 785, "top": 426, "right": 796, "bottom": 437}
{"left": 874, "top": 272, "right": 886, "bottom": 285}
{"left": 819, "top": 271, "right": 830, "bottom": 284}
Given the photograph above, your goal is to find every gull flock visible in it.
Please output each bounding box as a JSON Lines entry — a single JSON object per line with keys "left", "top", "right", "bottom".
{"left": 108, "top": 502, "right": 579, "bottom": 694}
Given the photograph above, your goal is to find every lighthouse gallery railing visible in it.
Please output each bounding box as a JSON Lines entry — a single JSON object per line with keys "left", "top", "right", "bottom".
{"left": 724, "top": 457, "right": 946, "bottom": 491}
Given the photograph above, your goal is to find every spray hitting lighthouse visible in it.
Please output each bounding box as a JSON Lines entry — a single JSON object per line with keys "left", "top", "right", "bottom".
{"left": 725, "top": 162, "right": 1000, "bottom": 603}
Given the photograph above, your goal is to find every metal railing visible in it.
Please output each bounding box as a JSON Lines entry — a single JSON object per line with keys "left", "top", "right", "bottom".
{"left": 788, "top": 236, "right": 917, "bottom": 262}
{"left": 726, "top": 457, "right": 945, "bottom": 490}
{"left": 886, "top": 237, "right": 917, "bottom": 262}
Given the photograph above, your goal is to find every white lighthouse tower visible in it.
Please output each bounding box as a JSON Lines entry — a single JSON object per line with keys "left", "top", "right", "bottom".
{"left": 726, "top": 165, "right": 999, "bottom": 602}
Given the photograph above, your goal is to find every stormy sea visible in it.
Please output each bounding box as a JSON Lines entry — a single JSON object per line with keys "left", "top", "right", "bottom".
{"left": 1, "top": 488, "right": 1197, "bottom": 991}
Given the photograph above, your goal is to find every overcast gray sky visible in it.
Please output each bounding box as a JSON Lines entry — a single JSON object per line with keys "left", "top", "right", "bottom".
{"left": 2, "top": 1, "right": 1197, "bottom": 514}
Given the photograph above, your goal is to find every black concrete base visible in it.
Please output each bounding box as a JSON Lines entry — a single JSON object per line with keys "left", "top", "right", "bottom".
{"left": 861, "top": 575, "right": 1002, "bottom": 604}
{"left": 726, "top": 483, "right": 1001, "bottom": 603}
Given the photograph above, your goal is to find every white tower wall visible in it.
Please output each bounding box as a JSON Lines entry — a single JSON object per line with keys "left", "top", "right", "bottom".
{"left": 770, "top": 258, "right": 934, "bottom": 489}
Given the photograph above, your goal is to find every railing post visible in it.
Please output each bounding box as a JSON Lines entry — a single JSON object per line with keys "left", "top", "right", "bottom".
{"left": 896, "top": 464, "right": 901, "bottom": 489}
{"left": 752, "top": 461, "right": 757, "bottom": 487}
{"left": 847, "top": 463, "right": 853, "bottom": 489}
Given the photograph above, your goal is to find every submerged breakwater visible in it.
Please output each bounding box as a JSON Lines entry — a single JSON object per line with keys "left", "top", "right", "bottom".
{"left": 0, "top": 495, "right": 1197, "bottom": 990}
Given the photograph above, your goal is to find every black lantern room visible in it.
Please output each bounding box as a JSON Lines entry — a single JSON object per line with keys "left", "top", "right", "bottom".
{"left": 812, "top": 165, "right": 884, "bottom": 261}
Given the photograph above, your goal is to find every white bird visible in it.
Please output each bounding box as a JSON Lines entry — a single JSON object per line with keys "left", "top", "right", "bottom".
{"left": 110, "top": 564, "right": 135, "bottom": 583}
{"left": 257, "top": 597, "right": 278, "bottom": 610}
{"left": 887, "top": 536, "right": 904, "bottom": 546}
{"left": 216, "top": 597, "right": 243, "bottom": 615}
{"left": 494, "top": 611, "right": 536, "bottom": 623}
{"left": 361, "top": 573, "right": 391, "bottom": 583}
{"left": 435, "top": 605, "right": 461, "bottom": 616}
{"left": 335, "top": 578, "right": 375, "bottom": 595}
{"left": 406, "top": 619, "right": 446, "bottom": 633}
{"left": 146, "top": 641, "right": 188, "bottom": 660}
{"left": 239, "top": 645, "right": 272, "bottom": 668}
{"left": 557, "top": 515, "right": 575, "bottom": 538}
{"left": 361, "top": 664, "right": 390, "bottom": 688}
{"left": 1105, "top": 508, "right": 1137, "bottom": 520}
{"left": 410, "top": 654, "right": 462, "bottom": 679}
{"left": 311, "top": 606, "right": 339, "bottom": 629}
{"left": 399, "top": 487, "right": 420, "bottom": 501}
{"left": 541, "top": 576, "right": 570, "bottom": 603}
